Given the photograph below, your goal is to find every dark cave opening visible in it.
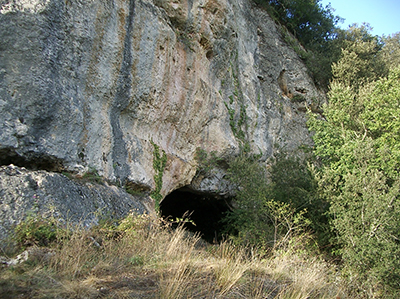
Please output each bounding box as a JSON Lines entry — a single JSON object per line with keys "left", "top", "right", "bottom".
{"left": 160, "top": 187, "right": 232, "bottom": 243}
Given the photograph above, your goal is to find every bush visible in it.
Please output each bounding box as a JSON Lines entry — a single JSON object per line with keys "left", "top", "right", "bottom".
{"left": 14, "top": 214, "right": 62, "bottom": 249}
{"left": 222, "top": 153, "right": 313, "bottom": 251}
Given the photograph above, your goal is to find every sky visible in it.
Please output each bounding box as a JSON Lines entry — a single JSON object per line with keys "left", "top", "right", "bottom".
{"left": 319, "top": 0, "right": 400, "bottom": 36}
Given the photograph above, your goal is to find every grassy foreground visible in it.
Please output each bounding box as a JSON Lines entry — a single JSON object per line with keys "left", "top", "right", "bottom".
{"left": 0, "top": 213, "right": 346, "bottom": 298}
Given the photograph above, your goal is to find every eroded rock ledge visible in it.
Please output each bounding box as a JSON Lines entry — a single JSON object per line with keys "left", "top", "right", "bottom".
{"left": 0, "top": 165, "right": 149, "bottom": 240}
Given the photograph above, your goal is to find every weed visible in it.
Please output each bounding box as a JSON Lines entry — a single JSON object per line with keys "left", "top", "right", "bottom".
{"left": 158, "top": 237, "right": 196, "bottom": 298}
{"left": 13, "top": 214, "right": 63, "bottom": 249}
{"left": 129, "top": 255, "right": 144, "bottom": 266}
{"left": 82, "top": 167, "right": 103, "bottom": 184}
{"left": 291, "top": 94, "right": 307, "bottom": 103}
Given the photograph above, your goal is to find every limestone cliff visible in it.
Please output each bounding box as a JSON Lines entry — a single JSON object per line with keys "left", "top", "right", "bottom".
{"left": 0, "top": 0, "right": 322, "bottom": 235}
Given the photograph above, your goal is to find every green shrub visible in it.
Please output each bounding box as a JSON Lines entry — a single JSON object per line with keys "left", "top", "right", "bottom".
{"left": 221, "top": 153, "right": 312, "bottom": 251}
{"left": 117, "top": 213, "right": 152, "bottom": 233}
{"left": 82, "top": 167, "right": 103, "bottom": 184}
{"left": 14, "top": 214, "right": 61, "bottom": 249}
{"left": 195, "top": 148, "right": 225, "bottom": 174}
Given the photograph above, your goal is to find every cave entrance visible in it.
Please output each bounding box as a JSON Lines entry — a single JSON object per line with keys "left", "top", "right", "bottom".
{"left": 160, "top": 187, "right": 231, "bottom": 243}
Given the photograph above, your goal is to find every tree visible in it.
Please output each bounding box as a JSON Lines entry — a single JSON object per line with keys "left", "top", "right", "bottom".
{"left": 308, "top": 68, "right": 400, "bottom": 297}
{"left": 331, "top": 24, "right": 387, "bottom": 90}
{"left": 381, "top": 32, "right": 400, "bottom": 70}
{"left": 263, "top": 0, "right": 340, "bottom": 45}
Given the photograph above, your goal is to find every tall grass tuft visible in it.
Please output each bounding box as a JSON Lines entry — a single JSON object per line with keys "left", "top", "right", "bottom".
{"left": 212, "top": 240, "right": 252, "bottom": 295}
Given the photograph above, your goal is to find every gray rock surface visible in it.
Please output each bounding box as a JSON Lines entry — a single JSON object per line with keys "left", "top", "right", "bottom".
{"left": 0, "top": 164, "right": 149, "bottom": 240}
{"left": 0, "top": 0, "right": 323, "bottom": 230}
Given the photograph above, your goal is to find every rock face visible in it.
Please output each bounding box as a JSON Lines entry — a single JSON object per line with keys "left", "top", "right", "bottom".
{"left": 0, "top": 164, "right": 149, "bottom": 240}
{"left": 0, "top": 0, "right": 322, "bottom": 232}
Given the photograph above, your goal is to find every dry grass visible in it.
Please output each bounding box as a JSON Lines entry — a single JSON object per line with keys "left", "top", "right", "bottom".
{"left": 211, "top": 241, "right": 252, "bottom": 295}
{"left": 265, "top": 235, "right": 344, "bottom": 299}
{"left": 0, "top": 213, "right": 347, "bottom": 299}
{"left": 158, "top": 226, "right": 199, "bottom": 299}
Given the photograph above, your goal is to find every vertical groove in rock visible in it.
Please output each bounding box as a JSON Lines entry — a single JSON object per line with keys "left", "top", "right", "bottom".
{"left": 111, "top": 0, "right": 136, "bottom": 183}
